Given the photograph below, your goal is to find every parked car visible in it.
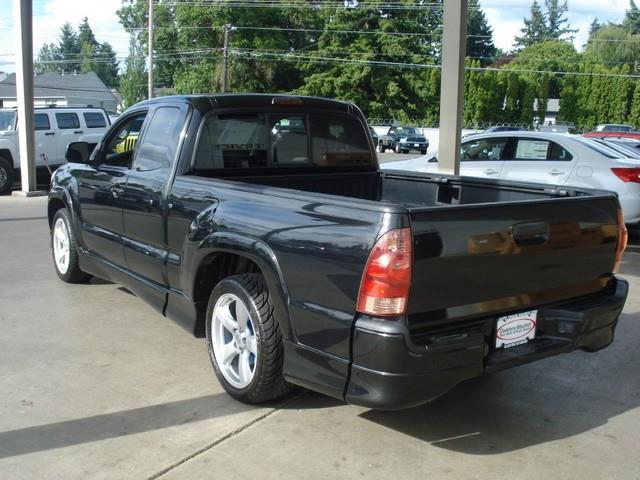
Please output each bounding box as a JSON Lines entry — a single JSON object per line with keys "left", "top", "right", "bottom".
{"left": 49, "top": 94, "right": 628, "bottom": 410}
{"left": 383, "top": 131, "right": 640, "bottom": 224}
{"left": 594, "top": 123, "right": 635, "bottom": 133}
{"left": 377, "top": 125, "right": 428, "bottom": 154}
{"left": 0, "top": 106, "right": 110, "bottom": 194}
{"left": 538, "top": 122, "right": 577, "bottom": 134}
{"left": 369, "top": 126, "right": 379, "bottom": 147}
{"left": 590, "top": 138, "right": 640, "bottom": 160}
{"left": 483, "top": 126, "right": 526, "bottom": 133}
{"left": 583, "top": 130, "right": 640, "bottom": 141}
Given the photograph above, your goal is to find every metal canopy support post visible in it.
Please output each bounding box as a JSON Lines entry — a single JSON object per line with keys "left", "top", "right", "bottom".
{"left": 13, "top": 0, "right": 37, "bottom": 195}
{"left": 148, "top": 0, "right": 154, "bottom": 99}
{"left": 437, "top": 0, "right": 468, "bottom": 175}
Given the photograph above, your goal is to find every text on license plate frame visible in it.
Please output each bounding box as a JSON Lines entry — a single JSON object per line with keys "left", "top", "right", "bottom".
{"left": 495, "top": 310, "right": 538, "bottom": 349}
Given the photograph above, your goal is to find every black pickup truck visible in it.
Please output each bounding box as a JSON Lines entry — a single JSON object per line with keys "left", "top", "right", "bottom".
{"left": 48, "top": 94, "right": 629, "bottom": 410}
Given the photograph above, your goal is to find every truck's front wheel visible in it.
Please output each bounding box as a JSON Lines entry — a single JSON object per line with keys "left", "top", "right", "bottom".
{"left": 206, "top": 274, "right": 290, "bottom": 404}
{"left": 0, "top": 157, "right": 15, "bottom": 195}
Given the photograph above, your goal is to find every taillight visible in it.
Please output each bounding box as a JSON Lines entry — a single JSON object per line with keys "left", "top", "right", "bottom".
{"left": 611, "top": 167, "right": 640, "bottom": 183}
{"left": 357, "top": 228, "right": 412, "bottom": 316}
{"left": 614, "top": 209, "right": 628, "bottom": 272}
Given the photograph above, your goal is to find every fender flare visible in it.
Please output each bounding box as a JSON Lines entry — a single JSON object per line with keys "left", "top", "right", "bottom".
{"left": 194, "top": 232, "right": 295, "bottom": 342}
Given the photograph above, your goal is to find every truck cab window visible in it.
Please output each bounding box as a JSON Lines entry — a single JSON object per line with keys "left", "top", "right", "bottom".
{"left": 310, "top": 114, "right": 372, "bottom": 166}
{"left": 195, "top": 114, "right": 268, "bottom": 170}
{"left": 133, "top": 107, "right": 181, "bottom": 171}
{"left": 270, "top": 115, "right": 309, "bottom": 165}
{"left": 103, "top": 113, "right": 147, "bottom": 168}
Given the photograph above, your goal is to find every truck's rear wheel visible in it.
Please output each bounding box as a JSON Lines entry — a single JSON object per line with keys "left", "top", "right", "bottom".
{"left": 394, "top": 142, "right": 402, "bottom": 153}
{"left": 377, "top": 143, "right": 386, "bottom": 153}
{"left": 51, "top": 208, "right": 92, "bottom": 283}
{"left": 206, "top": 274, "right": 290, "bottom": 404}
{"left": 0, "top": 157, "right": 15, "bottom": 195}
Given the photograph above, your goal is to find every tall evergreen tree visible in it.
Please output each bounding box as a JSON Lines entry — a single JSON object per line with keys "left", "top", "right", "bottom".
{"left": 57, "top": 23, "right": 81, "bottom": 72}
{"left": 514, "top": 1, "right": 548, "bottom": 49}
{"left": 545, "top": 0, "right": 576, "bottom": 40}
{"left": 466, "top": 0, "right": 497, "bottom": 65}
{"left": 120, "top": 35, "right": 147, "bottom": 108}
{"left": 624, "top": 0, "right": 640, "bottom": 34}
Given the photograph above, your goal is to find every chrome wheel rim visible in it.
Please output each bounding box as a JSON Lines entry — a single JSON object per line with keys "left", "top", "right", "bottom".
{"left": 211, "top": 293, "right": 257, "bottom": 389}
{"left": 53, "top": 217, "right": 70, "bottom": 274}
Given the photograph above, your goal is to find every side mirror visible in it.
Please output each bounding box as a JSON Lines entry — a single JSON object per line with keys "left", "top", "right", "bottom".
{"left": 66, "top": 141, "right": 91, "bottom": 164}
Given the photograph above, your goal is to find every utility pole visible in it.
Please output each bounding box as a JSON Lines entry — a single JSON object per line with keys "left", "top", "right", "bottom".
{"left": 222, "top": 24, "right": 231, "bottom": 93}
{"left": 437, "top": 0, "right": 468, "bottom": 176}
{"left": 148, "top": 0, "right": 154, "bottom": 99}
{"left": 13, "top": 0, "right": 39, "bottom": 196}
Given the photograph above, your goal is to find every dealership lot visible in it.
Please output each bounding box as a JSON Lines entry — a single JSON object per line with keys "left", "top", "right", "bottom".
{"left": 1, "top": 196, "right": 639, "bottom": 480}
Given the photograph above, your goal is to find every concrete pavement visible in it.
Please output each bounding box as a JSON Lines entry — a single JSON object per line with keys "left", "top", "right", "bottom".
{"left": 1, "top": 196, "right": 639, "bottom": 480}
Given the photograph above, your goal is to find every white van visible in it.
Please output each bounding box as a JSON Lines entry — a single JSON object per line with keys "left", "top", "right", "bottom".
{"left": 0, "top": 106, "right": 110, "bottom": 194}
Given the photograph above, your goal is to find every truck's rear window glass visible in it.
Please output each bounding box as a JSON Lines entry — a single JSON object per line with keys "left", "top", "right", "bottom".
{"left": 310, "top": 114, "right": 371, "bottom": 166}
{"left": 35, "top": 114, "right": 50, "bottom": 131}
{"left": 194, "top": 112, "right": 373, "bottom": 171}
{"left": 196, "top": 114, "right": 268, "bottom": 170}
{"left": 271, "top": 115, "right": 309, "bottom": 165}
{"left": 55, "top": 112, "right": 80, "bottom": 130}
{"left": 83, "top": 112, "right": 107, "bottom": 128}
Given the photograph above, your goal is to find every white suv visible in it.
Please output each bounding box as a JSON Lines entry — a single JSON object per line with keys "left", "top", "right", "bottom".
{"left": 0, "top": 107, "right": 110, "bottom": 194}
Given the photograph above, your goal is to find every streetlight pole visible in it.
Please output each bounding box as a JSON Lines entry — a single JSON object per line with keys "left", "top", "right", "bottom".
{"left": 222, "top": 24, "right": 231, "bottom": 93}
{"left": 148, "top": 0, "right": 154, "bottom": 99}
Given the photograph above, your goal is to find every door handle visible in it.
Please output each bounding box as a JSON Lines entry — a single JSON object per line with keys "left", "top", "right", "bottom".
{"left": 110, "top": 186, "right": 124, "bottom": 199}
{"left": 484, "top": 168, "right": 498, "bottom": 175}
{"left": 74, "top": 130, "right": 83, "bottom": 134}
{"left": 549, "top": 169, "right": 565, "bottom": 175}
{"left": 45, "top": 132, "right": 55, "bottom": 136}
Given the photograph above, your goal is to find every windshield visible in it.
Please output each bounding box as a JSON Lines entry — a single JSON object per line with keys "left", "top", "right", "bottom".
{"left": 0, "top": 110, "right": 16, "bottom": 131}
{"left": 396, "top": 127, "right": 418, "bottom": 135}
{"left": 575, "top": 137, "right": 624, "bottom": 159}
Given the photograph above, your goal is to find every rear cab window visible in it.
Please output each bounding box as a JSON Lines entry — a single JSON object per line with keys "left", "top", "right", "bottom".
{"left": 193, "top": 111, "right": 373, "bottom": 172}
{"left": 55, "top": 112, "right": 80, "bottom": 130}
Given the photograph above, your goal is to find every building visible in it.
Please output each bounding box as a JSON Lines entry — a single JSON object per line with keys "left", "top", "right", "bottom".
{"left": 0, "top": 71, "right": 118, "bottom": 112}
{"left": 534, "top": 98, "right": 561, "bottom": 125}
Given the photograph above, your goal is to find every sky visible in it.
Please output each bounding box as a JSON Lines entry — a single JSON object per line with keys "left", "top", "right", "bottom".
{"left": 0, "top": 0, "right": 634, "bottom": 74}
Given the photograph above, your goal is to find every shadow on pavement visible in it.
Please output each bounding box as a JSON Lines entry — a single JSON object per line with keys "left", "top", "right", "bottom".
{"left": 359, "top": 308, "right": 640, "bottom": 454}
{"left": 0, "top": 393, "right": 247, "bottom": 459}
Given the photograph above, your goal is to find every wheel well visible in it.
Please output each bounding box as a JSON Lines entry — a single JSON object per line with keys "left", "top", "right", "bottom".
{"left": 193, "top": 252, "right": 262, "bottom": 337}
{"left": 0, "top": 149, "right": 13, "bottom": 165}
{"left": 48, "top": 198, "right": 66, "bottom": 227}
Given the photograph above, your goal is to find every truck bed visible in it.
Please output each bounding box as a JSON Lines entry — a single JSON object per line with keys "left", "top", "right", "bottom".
{"left": 195, "top": 168, "right": 620, "bottom": 344}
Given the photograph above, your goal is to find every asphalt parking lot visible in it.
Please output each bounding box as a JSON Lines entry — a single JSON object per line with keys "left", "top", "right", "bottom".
{"left": 1, "top": 196, "right": 639, "bottom": 480}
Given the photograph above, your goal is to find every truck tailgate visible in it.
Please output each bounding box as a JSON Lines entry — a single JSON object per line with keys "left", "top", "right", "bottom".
{"left": 408, "top": 196, "right": 620, "bottom": 337}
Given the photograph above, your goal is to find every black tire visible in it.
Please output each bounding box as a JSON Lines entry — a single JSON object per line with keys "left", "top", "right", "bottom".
{"left": 377, "top": 143, "right": 386, "bottom": 153}
{"left": 206, "top": 274, "right": 290, "bottom": 404}
{"left": 0, "top": 156, "right": 15, "bottom": 195}
{"left": 394, "top": 142, "right": 402, "bottom": 153}
{"left": 51, "top": 208, "right": 92, "bottom": 283}
{"left": 420, "top": 149, "right": 427, "bottom": 155}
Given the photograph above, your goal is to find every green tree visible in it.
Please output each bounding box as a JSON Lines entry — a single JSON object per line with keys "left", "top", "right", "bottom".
{"left": 545, "top": 0, "right": 576, "bottom": 40}
{"left": 57, "top": 23, "right": 81, "bottom": 72}
{"left": 514, "top": 1, "right": 548, "bottom": 49}
{"left": 624, "top": 0, "right": 640, "bottom": 34}
{"left": 584, "top": 24, "right": 640, "bottom": 71}
{"left": 466, "top": 0, "right": 497, "bottom": 65}
{"left": 120, "top": 35, "right": 147, "bottom": 108}
{"left": 35, "top": 42, "right": 60, "bottom": 74}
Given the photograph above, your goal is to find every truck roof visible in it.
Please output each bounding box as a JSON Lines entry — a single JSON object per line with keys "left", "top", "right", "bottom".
{"left": 134, "top": 94, "right": 354, "bottom": 112}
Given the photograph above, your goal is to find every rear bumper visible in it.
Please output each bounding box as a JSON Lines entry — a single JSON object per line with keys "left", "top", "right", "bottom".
{"left": 345, "top": 277, "right": 629, "bottom": 410}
